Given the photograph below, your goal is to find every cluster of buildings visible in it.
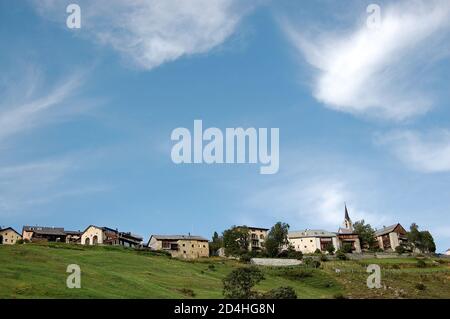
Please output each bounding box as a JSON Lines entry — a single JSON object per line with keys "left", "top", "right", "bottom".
{"left": 0, "top": 206, "right": 447, "bottom": 259}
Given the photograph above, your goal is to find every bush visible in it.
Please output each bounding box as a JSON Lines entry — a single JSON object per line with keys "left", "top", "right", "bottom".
{"left": 395, "top": 245, "right": 406, "bottom": 255}
{"left": 239, "top": 254, "right": 252, "bottom": 263}
{"left": 264, "top": 286, "right": 297, "bottom": 299}
{"left": 314, "top": 248, "right": 322, "bottom": 255}
{"left": 415, "top": 283, "right": 426, "bottom": 291}
{"left": 416, "top": 259, "right": 427, "bottom": 268}
{"left": 304, "top": 258, "right": 321, "bottom": 268}
{"left": 223, "top": 267, "right": 265, "bottom": 299}
{"left": 325, "top": 244, "right": 335, "bottom": 255}
{"left": 177, "top": 288, "right": 196, "bottom": 297}
{"left": 208, "top": 264, "right": 216, "bottom": 271}
{"left": 319, "top": 254, "right": 328, "bottom": 262}
{"left": 287, "top": 250, "right": 303, "bottom": 260}
{"left": 336, "top": 249, "right": 348, "bottom": 260}
{"left": 342, "top": 243, "right": 353, "bottom": 254}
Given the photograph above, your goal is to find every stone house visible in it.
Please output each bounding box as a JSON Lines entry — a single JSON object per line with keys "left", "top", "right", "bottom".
{"left": 147, "top": 235, "right": 209, "bottom": 259}
{"left": 0, "top": 227, "right": 22, "bottom": 245}
{"left": 375, "top": 223, "right": 408, "bottom": 251}
{"left": 81, "top": 225, "right": 142, "bottom": 248}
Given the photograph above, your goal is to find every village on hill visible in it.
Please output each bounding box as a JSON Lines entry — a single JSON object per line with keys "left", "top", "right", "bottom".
{"left": 1, "top": 206, "right": 446, "bottom": 260}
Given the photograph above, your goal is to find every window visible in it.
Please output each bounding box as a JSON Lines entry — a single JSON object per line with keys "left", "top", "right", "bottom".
{"left": 260, "top": 234, "right": 264, "bottom": 239}
{"left": 162, "top": 241, "right": 171, "bottom": 249}
{"left": 182, "top": 244, "right": 185, "bottom": 247}
{"left": 203, "top": 245, "right": 206, "bottom": 248}
{"left": 310, "top": 240, "right": 313, "bottom": 243}
{"left": 191, "top": 244, "right": 194, "bottom": 248}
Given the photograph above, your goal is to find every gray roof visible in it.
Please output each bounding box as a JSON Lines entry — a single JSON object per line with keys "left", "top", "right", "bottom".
{"left": 375, "top": 224, "right": 399, "bottom": 236}
{"left": 289, "top": 229, "right": 336, "bottom": 238}
{"left": 151, "top": 235, "right": 208, "bottom": 241}
{"left": 338, "top": 227, "right": 354, "bottom": 234}
{"left": 23, "top": 226, "right": 66, "bottom": 236}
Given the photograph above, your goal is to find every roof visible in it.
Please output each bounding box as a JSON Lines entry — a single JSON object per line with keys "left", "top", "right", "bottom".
{"left": 237, "top": 226, "right": 269, "bottom": 231}
{"left": 344, "top": 205, "right": 351, "bottom": 221}
{"left": 150, "top": 235, "right": 209, "bottom": 242}
{"left": 289, "top": 229, "right": 336, "bottom": 238}
{"left": 338, "top": 227, "right": 355, "bottom": 234}
{"left": 0, "top": 227, "right": 21, "bottom": 237}
{"left": 65, "top": 230, "right": 82, "bottom": 235}
{"left": 374, "top": 223, "right": 403, "bottom": 236}
{"left": 22, "top": 226, "right": 66, "bottom": 236}
{"left": 120, "top": 232, "right": 143, "bottom": 241}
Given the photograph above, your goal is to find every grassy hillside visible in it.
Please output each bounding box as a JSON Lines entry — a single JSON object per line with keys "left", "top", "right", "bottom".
{"left": 1, "top": 243, "right": 449, "bottom": 299}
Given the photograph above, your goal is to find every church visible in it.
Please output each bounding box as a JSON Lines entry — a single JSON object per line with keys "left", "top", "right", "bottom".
{"left": 336, "top": 206, "right": 362, "bottom": 253}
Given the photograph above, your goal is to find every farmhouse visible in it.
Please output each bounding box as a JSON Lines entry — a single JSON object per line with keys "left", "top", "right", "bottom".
{"left": 375, "top": 223, "right": 408, "bottom": 251}
{"left": 288, "top": 229, "right": 338, "bottom": 254}
{"left": 65, "top": 230, "right": 82, "bottom": 243}
{"left": 148, "top": 235, "right": 209, "bottom": 259}
{"left": 336, "top": 207, "right": 362, "bottom": 253}
{"left": 0, "top": 227, "right": 22, "bottom": 245}
{"left": 240, "top": 226, "right": 269, "bottom": 251}
{"left": 22, "top": 226, "right": 67, "bottom": 242}
{"left": 81, "top": 225, "right": 142, "bottom": 248}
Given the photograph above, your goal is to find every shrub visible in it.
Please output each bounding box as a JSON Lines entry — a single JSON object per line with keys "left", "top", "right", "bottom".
{"left": 264, "top": 286, "right": 297, "bottom": 299}
{"left": 208, "top": 264, "right": 216, "bottom": 271}
{"left": 415, "top": 283, "right": 426, "bottom": 291}
{"left": 416, "top": 260, "right": 427, "bottom": 268}
{"left": 223, "top": 267, "right": 265, "bottom": 299}
{"left": 319, "top": 254, "right": 328, "bottom": 262}
{"left": 239, "top": 254, "right": 252, "bottom": 263}
{"left": 287, "top": 250, "right": 303, "bottom": 260}
{"left": 314, "top": 248, "right": 322, "bottom": 255}
{"left": 325, "top": 243, "right": 335, "bottom": 255}
{"left": 336, "top": 249, "right": 348, "bottom": 260}
{"left": 304, "top": 258, "right": 321, "bottom": 269}
{"left": 178, "top": 288, "right": 196, "bottom": 297}
{"left": 395, "top": 245, "right": 406, "bottom": 255}
{"left": 342, "top": 243, "right": 353, "bottom": 253}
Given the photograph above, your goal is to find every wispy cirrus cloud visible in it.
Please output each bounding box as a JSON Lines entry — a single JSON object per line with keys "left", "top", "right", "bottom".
{"left": 281, "top": 0, "right": 450, "bottom": 120}
{"left": 0, "top": 157, "right": 109, "bottom": 216}
{"left": 376, "top": 129, "right": 450, "bottom": 173}
{"left": 33, "top": 0, "right": 258, "bottom": 70}
{"left": 0, "top": 66, "right": 85, "bottom": 143}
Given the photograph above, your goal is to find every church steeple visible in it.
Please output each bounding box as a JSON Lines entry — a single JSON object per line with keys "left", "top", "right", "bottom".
{"left": 343, "top": 204, "right": 353, "bottom": 231}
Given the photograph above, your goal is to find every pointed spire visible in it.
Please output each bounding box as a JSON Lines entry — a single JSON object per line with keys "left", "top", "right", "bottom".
{"left": 345, "top": 203, "right": 350, "bottom": 221}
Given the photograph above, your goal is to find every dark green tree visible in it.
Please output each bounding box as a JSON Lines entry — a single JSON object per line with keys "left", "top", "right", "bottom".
{"left": 222, "top": 267, "right": 264, "bottom": 299}
{"left": 353, "top": 220, "right": 376, "bottom": 250}
{"left": 264, "top": 222, "right": 290, "bottom": 257}
{"left": 223, "top": 226, "right": 250, "bottom": 256}
{"left": 209, "top": 231, "right": 223, "bottom": 255}
{"left": 407, "top": 223, "right": 436, "bottom": 253}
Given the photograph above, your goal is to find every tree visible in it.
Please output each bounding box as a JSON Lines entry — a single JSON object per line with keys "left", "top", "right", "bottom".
{"left": 407, "top": 223, "right": 436, "bottom": 253}
{"left": 223, "top": 226, "right": 250, "bottom": 256}
{"left": 209, "top": 231, "right": 223, "bottom": 256}
{"left": 342, "top": 243, "right": 353, "bottom": 254}
{"left": 353, "top": 220, "right": 376, "bottom": 250}
{"left": 325, "top": 243, "right": 335, "bottom": 255}
{"left": 223, "top": 267, "right": 264, "bottom": 299}
{"left": 264, "top": 222, "right": 290, "bottom": 257}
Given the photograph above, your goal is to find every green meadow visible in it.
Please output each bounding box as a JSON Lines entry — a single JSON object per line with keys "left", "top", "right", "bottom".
{"left": 1, "top": 243, "right": 449, "bottom": 299}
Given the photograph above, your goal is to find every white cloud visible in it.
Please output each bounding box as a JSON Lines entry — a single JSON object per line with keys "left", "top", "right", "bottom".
{"left": 0, "top": 67, "right": 84, "bottom": 142}
{"left": 33, "top": 0, "right": 255, "bottom": 70}
{"left": 377, "top": 129, "right": 450, "bottom": 173}
{"left": 0, "top": 157, "right": 108, "bottom": 215}
{"left": 282, "top": 0, "right": 450, "bottom": 120}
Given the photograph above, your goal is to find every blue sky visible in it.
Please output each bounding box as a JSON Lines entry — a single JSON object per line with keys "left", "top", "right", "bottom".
{"left": 1, "top": 0, "right": 450, "bottom": 251}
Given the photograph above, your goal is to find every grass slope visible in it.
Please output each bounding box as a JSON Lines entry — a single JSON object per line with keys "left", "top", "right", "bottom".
{"left": 1, "top": 244, "right": 449, "bottom": 299}
{"left": 0, "top": 244, "right": 340, "bottom": 299}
